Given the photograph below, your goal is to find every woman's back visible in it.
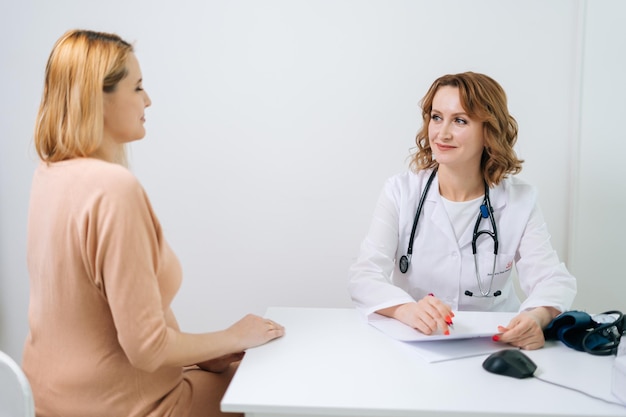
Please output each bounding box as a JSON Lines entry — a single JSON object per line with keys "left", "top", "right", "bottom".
{"left": 23, "top": 157, "right": 187, "bottom": 417}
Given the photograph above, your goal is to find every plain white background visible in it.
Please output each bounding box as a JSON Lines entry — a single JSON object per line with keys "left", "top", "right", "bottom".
{"left": 1, "top": 0, "right": 624, "bottom": 362}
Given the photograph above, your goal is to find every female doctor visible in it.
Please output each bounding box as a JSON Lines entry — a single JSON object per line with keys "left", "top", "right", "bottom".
{"left": 348, "top": 72, "right": 576, "bottom": 350}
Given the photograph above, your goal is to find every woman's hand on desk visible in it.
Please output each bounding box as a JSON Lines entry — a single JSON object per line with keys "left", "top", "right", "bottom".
{"left": 493, "top": 307, "right": 559, "bottom": 350}
{"left": 377, "top": 297, "right": 455, "bottom": 335}
{"left": 226, "top": 314, "right": 285, "bottom": 351}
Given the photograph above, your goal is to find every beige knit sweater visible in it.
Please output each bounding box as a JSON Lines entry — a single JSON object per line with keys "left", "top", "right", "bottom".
{"left": 23, "top": 158, "right": 193, "bottom": 417}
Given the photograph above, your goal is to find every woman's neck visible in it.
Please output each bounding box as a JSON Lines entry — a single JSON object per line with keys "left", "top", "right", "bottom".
{"left": 92, "top": 139, "right": 127, "bottom": 166}
{"left": 437, "top": 167, "right": 484, "bottom": 202}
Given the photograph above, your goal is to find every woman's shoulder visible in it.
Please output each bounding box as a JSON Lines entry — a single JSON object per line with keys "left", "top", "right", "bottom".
{"left": 43, "top": 158, "right": 144, "bottom": 199}
{"left": 88, "top": 159, "right": 145, "bottom": 201}
{"left": 78, "top": 157, "right": 137, "bottom": 182}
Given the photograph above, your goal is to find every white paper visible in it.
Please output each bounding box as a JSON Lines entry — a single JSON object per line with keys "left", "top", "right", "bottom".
{"left": 396, "top": 336, "right": 505, "bottom": 363}
{"left": 369, "top": 311, "right": 517, "bottom": 342}
{"left": 370, "top": 311, "right": 519, "bottom": 362}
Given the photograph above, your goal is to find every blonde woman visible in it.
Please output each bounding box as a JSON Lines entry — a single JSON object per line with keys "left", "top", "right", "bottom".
{"left": 23, "top": 29, "right": 284, "bottom": 417}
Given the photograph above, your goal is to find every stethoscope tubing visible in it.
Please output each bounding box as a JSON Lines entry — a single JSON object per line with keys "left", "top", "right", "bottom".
{"left": 399, "top": 168, "right": 500, "bottom": 297}
{"left": 472, "top": 181, "right": 499, "bottom": 255}
{"left": 405, "top": 168, "right": 438, "bottom": 259}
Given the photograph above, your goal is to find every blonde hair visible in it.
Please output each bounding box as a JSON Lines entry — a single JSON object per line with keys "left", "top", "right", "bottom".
{"left": 410, "top": 72, "right": 523, "bottom": 186}
{"left": 34, "top": 29, "right": 133, "bottom": 165}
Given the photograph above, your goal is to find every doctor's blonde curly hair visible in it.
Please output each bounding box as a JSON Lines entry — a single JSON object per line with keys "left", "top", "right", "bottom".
{"left": 410, "top": 72, "right": 523, "bottom": 186}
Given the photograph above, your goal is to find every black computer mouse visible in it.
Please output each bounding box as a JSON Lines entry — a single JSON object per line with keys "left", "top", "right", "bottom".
{"left": 482, "top": 349, "right": 537, "bottom": 379}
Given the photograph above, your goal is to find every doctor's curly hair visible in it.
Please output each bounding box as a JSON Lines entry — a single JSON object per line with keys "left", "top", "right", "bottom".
{"left": 410, "top": 72, "right": 523, "bottom": 186}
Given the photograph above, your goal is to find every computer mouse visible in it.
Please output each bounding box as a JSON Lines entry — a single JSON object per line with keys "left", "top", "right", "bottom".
{"left": 482, "top": 349, "right": 537, "bottom": 379}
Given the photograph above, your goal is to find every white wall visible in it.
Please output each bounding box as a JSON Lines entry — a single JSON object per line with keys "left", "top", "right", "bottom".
{"left": 570, "top": 0, "right": 626, "bottom": 313}
{"left": 1, "top": 0, "right": 613, "bottom": 363}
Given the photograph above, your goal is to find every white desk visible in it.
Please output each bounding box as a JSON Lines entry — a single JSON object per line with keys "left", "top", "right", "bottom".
{"left": 221, "top": 307, "right": 626, "bottom": 417}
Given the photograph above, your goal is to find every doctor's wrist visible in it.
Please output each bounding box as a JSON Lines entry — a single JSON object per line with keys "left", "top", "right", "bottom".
{"left": 524, "top": 306, "right": 560, "bottom": 329}
{"left": 376, "top": 303, "right": 408, "bottom": 320}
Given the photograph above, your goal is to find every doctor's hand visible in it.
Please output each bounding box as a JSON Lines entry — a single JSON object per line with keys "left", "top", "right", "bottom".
{"left": 493, "top": 307, "right": 560, "bottom": 350}
{"left": 377, "top": 296, "right": 455, "bottom": 335}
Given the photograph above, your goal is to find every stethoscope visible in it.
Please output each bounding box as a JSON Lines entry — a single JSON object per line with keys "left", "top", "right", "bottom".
{"left": 398, "top": 168, "right": 502, "bottom": 297}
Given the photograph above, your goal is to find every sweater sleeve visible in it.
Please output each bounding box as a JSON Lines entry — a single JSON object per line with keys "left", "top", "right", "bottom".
{"left": 83, "top": 168, "right": 177, "bottom": 372}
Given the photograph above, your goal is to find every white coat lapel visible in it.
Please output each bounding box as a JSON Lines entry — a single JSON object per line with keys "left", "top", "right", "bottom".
{"left": 427, "top": 177, "right": 459, "bottom": 247}
{"left": 488, "top": 182, "right": 506, "bottom": 212}
{"left": 457, "top": 210, "right": 476, "bottom": 250}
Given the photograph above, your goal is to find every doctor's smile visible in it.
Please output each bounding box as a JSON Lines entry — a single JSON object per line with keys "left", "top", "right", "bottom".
{"left": 435, "top": 143, "right": 456, "bottom": 150}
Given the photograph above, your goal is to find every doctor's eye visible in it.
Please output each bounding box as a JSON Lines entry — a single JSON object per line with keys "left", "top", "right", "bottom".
{"left": 430, "top": 114, "right": 442, "bottom": 121}
{"left": 454, "top": 117, "right": 468, "bottom": 125}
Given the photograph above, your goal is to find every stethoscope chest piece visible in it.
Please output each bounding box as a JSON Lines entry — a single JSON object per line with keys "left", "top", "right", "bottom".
{"left": 399, "top": 255, "right": 410, "bottom": 273}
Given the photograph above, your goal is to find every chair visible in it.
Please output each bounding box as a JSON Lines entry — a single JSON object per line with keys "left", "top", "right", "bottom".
{"left": 0, "top": 350, "right": 35, "bottom": 417}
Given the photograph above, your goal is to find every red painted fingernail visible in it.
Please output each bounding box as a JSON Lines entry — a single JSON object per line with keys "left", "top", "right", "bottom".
{"left": 428, "top": 293, "right": 434, "bottom": 297}
{"left": 492, "top": 335, "right": 500, "bottom": 342}
{"left": 444, "top": 330, "right": 450, "bottom": 336}
{"left": 445, "top": 316, "right": 452, "bottom": 323}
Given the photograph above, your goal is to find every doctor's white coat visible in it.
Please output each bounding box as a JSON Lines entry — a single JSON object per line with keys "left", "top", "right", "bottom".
{"left": 348, "top": 169, "right": 577, "bottom": 319}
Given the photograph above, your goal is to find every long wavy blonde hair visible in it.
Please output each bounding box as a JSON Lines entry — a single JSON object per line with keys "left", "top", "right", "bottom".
{"left": 411, "top": 72, "right": 523, "bottom": 186}
{"left": 34, "top": 29, "right": 133, "bottom": 165}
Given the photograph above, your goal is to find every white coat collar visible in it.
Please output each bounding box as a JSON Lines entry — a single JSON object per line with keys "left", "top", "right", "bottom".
{"left": 424, "top": 173, "right": 507, "bottom": 250}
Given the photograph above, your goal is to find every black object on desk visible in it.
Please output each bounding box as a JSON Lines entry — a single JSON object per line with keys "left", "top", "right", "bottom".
{"left": 483, "top": 349, "right": 537, "bottom": 379}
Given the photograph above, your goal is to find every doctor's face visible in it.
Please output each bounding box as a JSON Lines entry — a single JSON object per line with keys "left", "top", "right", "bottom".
{"left": 428, "top": 86, "right": 485, "bottom": 170}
